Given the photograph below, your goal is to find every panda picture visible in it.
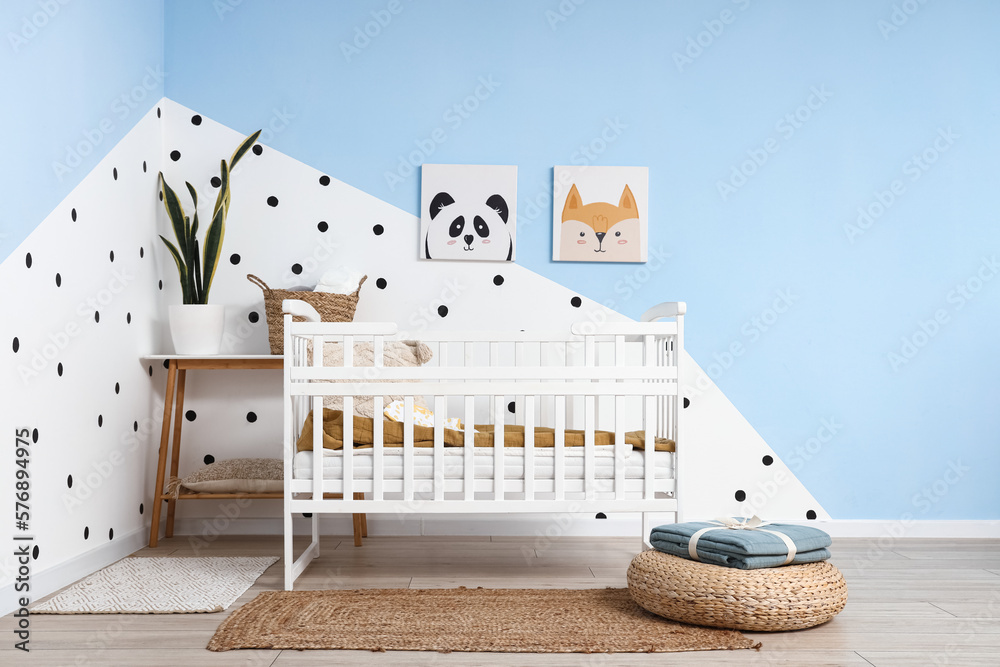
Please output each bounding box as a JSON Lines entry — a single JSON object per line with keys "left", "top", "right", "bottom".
{"left": 420, "top": 164, "right": 517, "bottom": 262}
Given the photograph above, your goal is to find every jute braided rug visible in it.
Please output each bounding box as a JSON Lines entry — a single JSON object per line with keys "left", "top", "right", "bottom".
{"left": 208, "top": 587, "right": 761, "bottom": 653}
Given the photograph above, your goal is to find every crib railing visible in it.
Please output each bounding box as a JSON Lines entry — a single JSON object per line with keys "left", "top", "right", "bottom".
{"left": 282, "top": 306, "right": 683, "bottom": 517}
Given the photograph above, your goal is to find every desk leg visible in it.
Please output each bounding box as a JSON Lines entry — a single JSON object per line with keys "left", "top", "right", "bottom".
{"left": 165, "top": 369, "right": 187, "bottom": 539}
{"left": 149, "top": 360, "right": 178, "bottom": 548}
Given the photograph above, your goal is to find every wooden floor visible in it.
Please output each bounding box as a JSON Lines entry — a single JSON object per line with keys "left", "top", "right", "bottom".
{"left": 3, "top": 534, "right": 1000, "bottom": 665}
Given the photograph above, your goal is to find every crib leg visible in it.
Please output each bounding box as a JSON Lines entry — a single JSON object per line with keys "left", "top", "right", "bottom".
{"left": 361, "top": 513, "right": 368, "bottom": 538}
{"left": 641, "top": 512, "right": 653, "bottom": 551}
{"left": 311, "top": 511, "right": 321, "bottom": 559}
{"left": 283, "top": 507, "right": 294, "bottom": 591}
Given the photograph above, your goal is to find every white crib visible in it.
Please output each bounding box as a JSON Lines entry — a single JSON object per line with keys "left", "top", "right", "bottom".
{"left": 282, "top": 301, "right": 686, "bottom": 590}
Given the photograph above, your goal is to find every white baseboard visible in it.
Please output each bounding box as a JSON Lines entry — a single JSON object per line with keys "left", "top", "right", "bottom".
{"left": 0, "top": 526, "right": 145, "bottom": 617}
{"left": 170, "top": 515, "right": 1000, "bottom": 540}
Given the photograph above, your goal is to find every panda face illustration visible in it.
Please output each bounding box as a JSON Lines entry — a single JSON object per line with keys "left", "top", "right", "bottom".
{"left": 424, "top": 192, "right": 513, "bottom": 261}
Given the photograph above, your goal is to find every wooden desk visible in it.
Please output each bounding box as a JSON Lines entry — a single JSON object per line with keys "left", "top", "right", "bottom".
{"left": 143, "top": 355, "right": 366, "bottom": 548}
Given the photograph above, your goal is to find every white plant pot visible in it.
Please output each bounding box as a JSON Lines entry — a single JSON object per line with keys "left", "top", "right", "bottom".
{"left": 169, "top": 304, "right": 225, "bottom": 355}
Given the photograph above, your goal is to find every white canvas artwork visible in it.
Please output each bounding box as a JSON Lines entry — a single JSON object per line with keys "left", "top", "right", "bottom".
{"left": 420, "top": 163, "right": 517, "bottom": 261}
{"left": 553, "top": 165, "right": 649, "bottom": 263}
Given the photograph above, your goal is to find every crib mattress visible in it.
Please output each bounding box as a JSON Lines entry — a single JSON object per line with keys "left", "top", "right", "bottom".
{"left": 292, "top": 445, "right": 673, "bottom": 481}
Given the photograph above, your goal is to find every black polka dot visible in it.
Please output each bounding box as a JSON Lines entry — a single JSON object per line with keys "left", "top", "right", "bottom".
{"left": 71, "top": 208, "right": 77, "bottom": 222}
{"left": 291, "top": 263, "right": 303, "bottom": 275}
{"left": 157, "top": 107, "right": 161, "bottom": 118}
{"left": 67, "top": 475, "right": 73, "bottom": 488}
{"left": 162, "top": 360, "right": 169, "bottom": 369}
{"left": 25, "top": 253, "right": 31, "bottom": 268}
{"left": 191, "top": 114, "right": 202, "bottom": 125}
{"left": 142, "top": 160, "right": 147, "bottom": 173}
{"left": 139, "top": 503, "right": 144, "bottom": 515}
{"left": 98, "top": 415, "right": 103, "bottom": 427}
{"left": 248, "top": 311, "right": 260, "bottom": 323}
{"left": 806, "top": 510, "right": 817, "bottom": 520}
{"left": 109, "top": 250, "right": 115, "bottom": 262}
{"left": 12, "top": 337, "right": 19, "bottom": 353}
{"left": 317, "top": 221, "right": 328, "bottom": 232}
{"left": 113, "top": 167, "right": 118, "bottom": 180}
{"left": 595, "top": 513, "right": 607, "bottom": 519}
{"left": 203, "top": 454, "right": 215, "bottom": 465}
{"left": 735, "top": 490, "right": 747, "bottom": 502}
{"left": 437, "top": 305, "right": 449, "bottom": 317}
{"left": 84, "top": 527, "right": 89, "bottom": 539}
{"left": 148, "top": 365, "right": 153, "bottom": 377}
{"left": 170, "top": 150, "right": 181, "bottom": 161}
{"left": 211, "top": 176, "right": 221, "bottom": 188}
{"left": 55, "top": 273, "right": 62, "bottom": 287}
{"left": 762, "top": 455, "right": 774, "bottom": 466}
{"left": 126, "top": 312, "right": 132, "bottom": 324}
{"left": 252, "top": 144, "right": 263, "bottom": 155}
{"left": 31, "top": 428, "right": 37, "bottom": 443}
{"left": 683, "top": 397, "right": 690, "bottom": 408}
{"left": 570, "top": 296, "right": 582, "bottom": 308}
{"left": 507, "top": 401, "right": 515, "bottom": 413}
{"left": 493, "top": 275, "right": 504, "bottom": 286}
{"left": 57, "top": 362, "right": 63, "bottom": 376}
{"left": 302, "top": 513, "right": 313, "bottom": 518}
{"left": 185, "top": 410, "right": 197, "bottom": 422}
{"left": 94, "top": 311, "right": 100, "bottom": 323}
{"left": 319, "top": 175, "right": 330, "bottom": 186}
{"left": 230, "top": 253, "right": 241, "bottom": 265}
{"left": 375, "top": 278, "right": 387, "bottom": 289}
{"left": 115, "top": 382, "right": 120, "bottom": 394}
{"left": 267, "top": 196, "right": 279, "bottom": 207}
{"left": 32, "top": 545, "right": 39, "bottom": 560}
{"left": 246, "top": 411, "right": 257, "bottom": 423}
{"left": 373, "top": 224, "right": 384, "bottom": 235}
{"left": 159, "top": 191, "right": 163, "bottom": 201}
{"left": 108, "top": 528, "right": 114, "bottom": 540}
{"left": 140, "top": 246, "right": 144, "bottom": 258}
{"left": 158, "top": 280, "right": 163, "bottom": 290}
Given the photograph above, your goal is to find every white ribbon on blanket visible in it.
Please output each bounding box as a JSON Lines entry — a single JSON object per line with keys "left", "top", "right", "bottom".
{"left": 687, "top": 515, "right": 798, "bottom": 565}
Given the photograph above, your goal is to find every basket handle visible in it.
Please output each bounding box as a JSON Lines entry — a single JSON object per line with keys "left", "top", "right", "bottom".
{"left": 354, "top": 275, "right": 368, "bottom": 293}
{"left": 247, "top": 274, "right": 271, "bottom": 292}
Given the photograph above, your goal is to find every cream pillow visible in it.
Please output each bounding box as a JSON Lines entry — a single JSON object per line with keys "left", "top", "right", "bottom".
{"left": 309, "top": 341, "right": 433, "bottom": 418}
{"left": 175, "top": 458, "right": 282, "bottom": 494}
{"left": 383, "top": 399, "right": 466, "bottom": 431}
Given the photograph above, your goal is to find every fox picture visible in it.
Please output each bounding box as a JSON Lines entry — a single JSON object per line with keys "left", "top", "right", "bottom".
{"left": 559, "top": 183, "right": 642, "bottom": 262}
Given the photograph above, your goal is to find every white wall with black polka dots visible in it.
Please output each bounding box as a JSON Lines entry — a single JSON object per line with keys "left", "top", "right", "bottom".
{"left": 0, "top": 104, "right": 166, "bottom": 594}
{"left": 0, "top": 98, "right": 827, "bottom": 597}
{"left": 156, "top": 99, "right": 828, "bottom": 535}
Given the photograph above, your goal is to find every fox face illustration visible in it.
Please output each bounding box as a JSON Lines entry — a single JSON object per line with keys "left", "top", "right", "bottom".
{"left": 559, "top": 183, "right": 641, "bottom": 262}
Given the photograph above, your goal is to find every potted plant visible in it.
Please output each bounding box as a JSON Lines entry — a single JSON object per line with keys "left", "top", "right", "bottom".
{"left": 159, "top": 130, "right": 261, "bottom": 354}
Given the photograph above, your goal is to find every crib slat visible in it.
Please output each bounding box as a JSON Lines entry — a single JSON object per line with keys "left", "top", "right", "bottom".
{"left": 312, "top": 395, "right": 323, "bottom": 500}
{"left": 614, "top": 335, "right": 625, "bottom": 501}
{"left": 464, "top": 395, "right": 475, "bottom": 501}
{"left": 644, "top": 334, "right": 655, "bottom": 500}
{"left": 373, "top": 335, "right": 384, "bottom": 501}
{"left": 403, "top": 395, "right": 414, "bottom": 501}
{"left": 493, "top": 395, "right": 504, "bottom": 501}
{"left": 524, "top": 395, "right": 535, "bottom": 501}
{"left": 584, "top": 335, "right": 596, "bottom": 502}
{"left": 554, "top": 395, "right": 565, "bottom": 500}
{"left": 434, "top": 395, "right": 445, "bottom": 501}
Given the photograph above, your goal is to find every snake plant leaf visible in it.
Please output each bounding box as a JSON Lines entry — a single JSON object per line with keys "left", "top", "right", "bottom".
{"left": 229, "top": 129, "right": 262, "bottom": 170}
{"left": 201, "top": 205, "right": 226, "bottom": 303}
{"left": 159, "top": 174, "right": 189, "bottom": 255}
{"left": 193, "top": 238, "right": 204, "bottom": 304}
{"left": 212, "top": 159, "right": 230, "bottom": 223}
{"left": 185, "top": 182, "right": 200, "bottom": 240}
{"left": 159, "top": 235, "right": 193, "bottom": 304}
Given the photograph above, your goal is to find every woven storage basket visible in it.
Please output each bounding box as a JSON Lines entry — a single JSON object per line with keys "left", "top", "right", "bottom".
{"left": 248, "top": 274, "right": 366, "bottom": 355}
{"left": 627, "top": 550, "right": 847, "bottom": 632}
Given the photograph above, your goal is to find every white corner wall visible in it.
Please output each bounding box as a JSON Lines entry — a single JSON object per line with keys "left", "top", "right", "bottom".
{"left": 0, "top": 104, "right": 166, "bottom": 612}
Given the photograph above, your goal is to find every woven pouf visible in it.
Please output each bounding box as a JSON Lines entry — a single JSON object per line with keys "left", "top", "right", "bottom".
{"left": 627, "top": 550, "right": 847, "bottom": 632}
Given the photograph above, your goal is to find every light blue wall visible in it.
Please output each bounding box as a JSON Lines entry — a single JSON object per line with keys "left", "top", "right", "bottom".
{"left": 0, "top": 0, "right": 164, "bottom": 260}
{"left": 10, "top": 0, "right": 995, "bottom": 521}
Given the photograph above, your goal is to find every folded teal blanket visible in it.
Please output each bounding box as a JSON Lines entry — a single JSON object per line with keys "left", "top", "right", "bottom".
{"left": 649, "top": 520, "right": 832, "bottom": 570}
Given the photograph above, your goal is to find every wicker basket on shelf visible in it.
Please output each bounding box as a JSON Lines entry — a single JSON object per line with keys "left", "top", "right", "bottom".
{"left": 627, "top": 550, "right": 847, "bottom": 632}
{"left": 247, "top": 273, "right": 366, "bottom": 354}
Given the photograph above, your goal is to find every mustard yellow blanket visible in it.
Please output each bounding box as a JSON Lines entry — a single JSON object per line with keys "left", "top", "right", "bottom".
{"left": 296, "top": 409, "right": 675, "bottom": 453}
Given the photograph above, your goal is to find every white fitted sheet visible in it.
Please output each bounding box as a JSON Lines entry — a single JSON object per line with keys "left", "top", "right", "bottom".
{"left": 292, "top": 445, "right": 673, "bottom": 481}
